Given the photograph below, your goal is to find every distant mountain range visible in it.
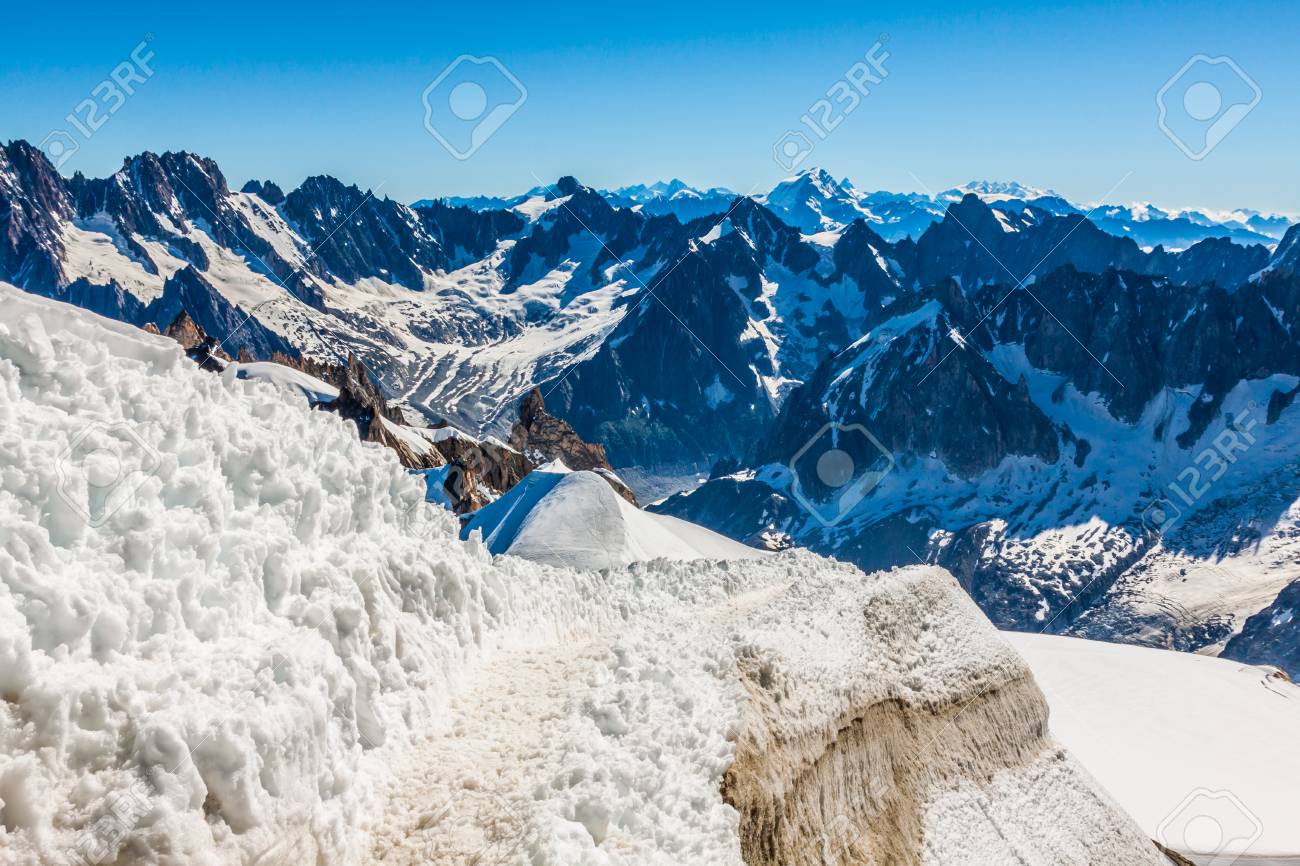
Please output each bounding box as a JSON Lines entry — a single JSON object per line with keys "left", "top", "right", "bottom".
{"left": 3, "top": 138, "right": 1299, "bottom": 679}
{"left": 424, "top": 167, "right": 1293, "bottom": 251}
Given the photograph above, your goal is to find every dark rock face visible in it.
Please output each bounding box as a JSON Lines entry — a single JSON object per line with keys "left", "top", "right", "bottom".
{"left": 1146, "top": 236, "right": 1270, "bottom": 289}
{"left": 898, "top": 196, "right": 1138, "bottom": 290}
{"left": 547, "top": 246, "right": 777, "bottom": 468}
{"left": 1221, "top": 579, "right": 1300, "bottom": 678}
{"left": 280, "top": 175, "right": 448, "bottom": 290}
{"left": 509, "top": 388, "right": 637, "bottom": 504}
{"left": 756, "top": 281, "right": 1059, "bottom": 480}
{"left": 1265, "top": 223, "right": 1300, "bottom": 277}
{"left": 828, "top": 219, "right": 903, "bottom": 309}
{"left": 143, "top": 266, "right": 294, "bottom": 361}
{"left": 412, "top": 199, "right": 524, "bottom": 264}
{"left": 0, "top": 140, "right": 73, "bottom": 291}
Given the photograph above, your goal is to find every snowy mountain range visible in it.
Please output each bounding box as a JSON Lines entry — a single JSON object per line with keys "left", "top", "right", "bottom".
{"left": 4, "top": 138, "right": 1300, "bottom": 682}
{"left": 436, "top": 167, "right": 1293, "bottom": 249}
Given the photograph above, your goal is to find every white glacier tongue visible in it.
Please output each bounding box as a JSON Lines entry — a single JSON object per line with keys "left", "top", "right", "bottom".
{"left": 0, "top": 282, "right": 1167, "bottom": 866}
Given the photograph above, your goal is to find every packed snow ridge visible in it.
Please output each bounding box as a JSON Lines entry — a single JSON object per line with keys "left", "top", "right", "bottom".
{"left": 1, "top": 283, "right": 1167, "bottom": 865}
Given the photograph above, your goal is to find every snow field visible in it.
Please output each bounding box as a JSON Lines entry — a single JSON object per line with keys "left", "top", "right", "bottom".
{"left": 1011, "top": 633, "right": 1300, "bottom": 862}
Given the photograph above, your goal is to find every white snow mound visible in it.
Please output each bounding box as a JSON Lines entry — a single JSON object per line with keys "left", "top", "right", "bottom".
{"left": 463, "top": 464, "right": 762, "bottom": 569}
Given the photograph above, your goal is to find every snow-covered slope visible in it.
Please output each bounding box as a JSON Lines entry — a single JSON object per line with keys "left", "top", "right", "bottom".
{"left": 0, "top": 283, "right": 1168, "bottom": 866}
{"left": 229, "top": 360, "right": 340, "bottom": 404}
{"left": 462, "top": 461, "right": 761, "bottom": 568}
{"left": 1012, "top": 633, "right": 1300, "bottom": 864}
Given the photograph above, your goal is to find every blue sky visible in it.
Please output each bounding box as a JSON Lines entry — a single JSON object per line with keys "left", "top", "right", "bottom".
{"left": 3, "top": 0, "right": 1296, "bottom": 212}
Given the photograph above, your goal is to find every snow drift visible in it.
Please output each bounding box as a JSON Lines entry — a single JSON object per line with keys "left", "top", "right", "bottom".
{"left": 0, "top": 283, "right": 1168, "bottom": 865}
{"left": 462, "top": 461, "right": 761, "bottom": 569}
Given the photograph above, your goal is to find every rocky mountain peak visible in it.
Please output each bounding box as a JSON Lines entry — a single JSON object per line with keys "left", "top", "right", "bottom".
{"left": 510, "top": 387, "right": 637, "bottom": 504}
{"left": 1267, "top": 223, "right": 1300, "bottom": 276}
{"left": 945, "top": 192, "right": 1006, "bottom": 237}
{"left": 241, "top": 179, "right": 285, "bottom": 205}
{"left": 553, "top": 175, "right": 583, "bottom": 197}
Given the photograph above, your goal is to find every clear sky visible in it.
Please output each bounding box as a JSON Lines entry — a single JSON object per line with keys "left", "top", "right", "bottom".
{"left": 3, "top": 0, "right": 1296, "bottom": 213}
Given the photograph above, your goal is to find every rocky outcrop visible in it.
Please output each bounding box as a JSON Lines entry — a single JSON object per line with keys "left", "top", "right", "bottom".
{"left": 428, "top": 432, "right": 531, "bottom": 514}
{"left": 510, "top": 387, "right": 637, "bottom": 504}
{"left": 754, "top": 283, "right": 1060, "bottom": 478}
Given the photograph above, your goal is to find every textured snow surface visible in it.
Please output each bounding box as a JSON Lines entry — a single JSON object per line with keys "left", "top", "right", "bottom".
{"left": 1012, "top": 633, "right": 1300, "bottom": 861}
{"left": 0, "top": 284, "right": 1162, "bottom": 866}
